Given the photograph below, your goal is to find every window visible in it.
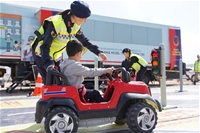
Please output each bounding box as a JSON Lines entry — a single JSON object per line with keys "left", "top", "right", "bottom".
{"left": 0, "top": 19, "right": 4, "bottom": 25}
{"left": 94, "top": 21, "right": 113, "bottom": 42}
{"left": 81, "top": 20, "right": 95, "bottom": 40}
{"left": 7, "top": 28, "right": 12, "bottom": 34}
{"left": 7, "top": 20, "right": 12, "bottom": 26}
{"left": 15, "top": 29, "right": 20, "bottom": 35}
{"left": 15, "top": 21, "right": 20, "bottom": 27}
{"left": 147, "top": 28, "right": 162, "bottom": 46}
{"left": 132, "top": 26, "right": 148, "bottom": 45}
{"left": 114, "top": 23, "right": 132, "bottom": 44}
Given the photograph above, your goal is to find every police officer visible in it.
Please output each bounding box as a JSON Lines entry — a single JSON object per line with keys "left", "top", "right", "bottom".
{"left": 122, "top": 48, "right": 148, "bottom": 82}
{"left": 193, "top": 54, "right": 200, "bottom": 85}
{"left": 31, "top": 0, "right": 107, "bottom": 84}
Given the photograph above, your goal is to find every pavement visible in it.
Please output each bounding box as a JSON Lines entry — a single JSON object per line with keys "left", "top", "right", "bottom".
{"left": 0, "top": 81, "right": 199, "bottom": 133}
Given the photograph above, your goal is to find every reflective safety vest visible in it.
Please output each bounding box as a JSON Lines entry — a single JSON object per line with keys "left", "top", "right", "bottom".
{"left": 194, "top": 60, "right": 200, "bottom": 72}
{"left": 6, "top": 38, "right": 11, "bottom": 42}
{"left": 31, "top": 15, "right": 80, "bottom": 61}
{"left": 130, "top": 54, "right": 148, "bottom": 72}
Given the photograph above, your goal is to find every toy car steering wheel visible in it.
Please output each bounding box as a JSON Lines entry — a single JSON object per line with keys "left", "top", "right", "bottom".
{"left": 105, "top": 73, "right": 113, "bottom": 81}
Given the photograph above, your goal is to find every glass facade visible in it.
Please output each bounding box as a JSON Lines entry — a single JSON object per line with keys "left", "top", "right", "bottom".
{"left": 82, "top": 20, "right": 162, "bottom": 46}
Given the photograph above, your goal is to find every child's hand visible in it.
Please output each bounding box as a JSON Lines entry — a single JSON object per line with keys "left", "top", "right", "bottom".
{"left": 106, "top": 67, "right": 115, "bottom": 74}
{"left": 118, "top": 71, "right": 122, "bottom": 78}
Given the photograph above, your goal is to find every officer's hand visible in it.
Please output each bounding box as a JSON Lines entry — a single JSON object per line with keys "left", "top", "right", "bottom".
{"left": 46, "top": 65, "right": 59, "bottom": 72}
{"left": 99, "top": 53, "right": 107, "bottom": 62}
{"left": 118, "top": 72, "right": 122, "bottom": 78}
{"left": 46, "top": 65, "right": 54, "bottom": 72}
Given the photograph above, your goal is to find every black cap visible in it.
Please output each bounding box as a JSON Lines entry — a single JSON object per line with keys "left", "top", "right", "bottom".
{"left": 122, "top": 48, "right": 131, "bottom": 53}
{"left": 70, "top": 0, "right": 91, "bottom": 18}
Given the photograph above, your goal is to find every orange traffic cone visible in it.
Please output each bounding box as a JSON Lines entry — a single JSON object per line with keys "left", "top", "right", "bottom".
{"left": 32, "top": 73, "right": 43, "bottom": 96}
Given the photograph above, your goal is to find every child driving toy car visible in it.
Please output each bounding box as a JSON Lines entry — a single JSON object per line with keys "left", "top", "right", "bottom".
{"left": 60, "top": 40, "right": 114, "bottom": 102}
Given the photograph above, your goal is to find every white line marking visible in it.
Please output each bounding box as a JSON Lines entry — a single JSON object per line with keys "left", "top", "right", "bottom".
{"left": 0, "top": 123, "right": 37, "bottom": 128}
{"left": 7, "top": 111, "right": 35, "bottom": 116}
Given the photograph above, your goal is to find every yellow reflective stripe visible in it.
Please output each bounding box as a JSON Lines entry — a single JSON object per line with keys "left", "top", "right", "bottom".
{"left": 33, "top": 14, "right": 81, "bottom": 61}
{"left": 131, "top": 63, "right": 141, "bottom": 72}
{"left": 194, "top": 61, "right": 200, "bottom": 72}
{"left": 166, "top": 70, "right": 180, "bottom": 72}
{"left": 130, "top": 54, "right": 147, "bottom": 72}
{"left": 131, "top": 54, "right": 147, "bottom": 67}
{"left": 139, "top": 58, "right": 148, "bottom": 67}
{"left": 82, "top": 47, "right": 88, "bottom": 55}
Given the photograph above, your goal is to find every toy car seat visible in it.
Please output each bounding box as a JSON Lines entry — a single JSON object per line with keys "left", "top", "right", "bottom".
{"left": 122, "top": 71, "right": 131, "bottom": 82}
{"left": 46, "top": 69, "right": 70, "bottom": 86}
{"left": 78, "top": 85, "right": 87, "bottom": 103}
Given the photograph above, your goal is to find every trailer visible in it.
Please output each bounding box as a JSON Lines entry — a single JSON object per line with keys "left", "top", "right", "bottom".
{"left": 0, "top": 3, "right": 185, "bottom": 93}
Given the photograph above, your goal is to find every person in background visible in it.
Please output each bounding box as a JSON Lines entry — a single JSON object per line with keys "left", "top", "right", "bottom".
{"left": 121, "top": 48, "right": 148, "bottom": 82}
{"left": 23, "top": 36, "right": 34, "bottom": 61}
{"left": 193, "top": 54, "right": 200, "bottom": 85}
{"left": 31, "top": 0, "right": 107, "bottom": 84}
{"left": 60, "top": 40, "right": 114, "bottom": 102}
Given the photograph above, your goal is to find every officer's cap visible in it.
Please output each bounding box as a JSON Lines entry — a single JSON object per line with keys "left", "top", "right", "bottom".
{"left": 70, "top": 0, "right": 91, "bottom": 18}
{"left": 122, "top": 48, "right": 131, "bottom": 53}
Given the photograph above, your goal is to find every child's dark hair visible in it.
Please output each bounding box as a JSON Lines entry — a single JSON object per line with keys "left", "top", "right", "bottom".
{"left": 66, "top": 40, "right": 83, "bottom": 57}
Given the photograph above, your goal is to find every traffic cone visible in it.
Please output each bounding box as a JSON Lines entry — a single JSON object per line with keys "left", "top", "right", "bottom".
{"left": 32, "top": 73, "right": 43, "bottom": 96}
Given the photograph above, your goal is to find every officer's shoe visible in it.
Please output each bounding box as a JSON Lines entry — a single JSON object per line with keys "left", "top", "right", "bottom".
{"left": 193, "top": 81, "right": 196, "bottom": 85}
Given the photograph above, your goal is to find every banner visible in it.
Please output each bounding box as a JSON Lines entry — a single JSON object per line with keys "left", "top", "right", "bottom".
{"left": 169, "top": 28, "right": 182, "bottom": 70}
{"left": 0, "top": 13, "right": 22, "bottom": 59}
{"left": 21, "top": 17, "right": 39, "bottom": 61}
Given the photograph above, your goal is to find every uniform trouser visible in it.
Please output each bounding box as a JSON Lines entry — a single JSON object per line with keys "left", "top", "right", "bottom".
{"left": 80, "top": 89, "right": 105, "bottom": 102}
{"left": 32, "top": 53, "right": 47, "bottom": 84}
{"left": 32, "top": 42, "right": 60, "bottom": 85}
{"left": 7, "top": 42, "right": 10, "bottom": 51}
{"left": 194, "top": 72, "right": 200, "bottom": 82}
{"left": 136, "top": 66, "right": 147, "bottom": 82}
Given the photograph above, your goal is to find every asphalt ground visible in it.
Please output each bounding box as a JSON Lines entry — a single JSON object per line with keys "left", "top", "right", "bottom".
{"left": 0, "top": 80, "right": 199, "bottom": 133}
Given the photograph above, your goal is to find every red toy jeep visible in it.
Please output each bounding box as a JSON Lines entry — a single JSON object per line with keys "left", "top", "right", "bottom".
{"left": 35, "top": 67, "right": 162, "bottom": 133}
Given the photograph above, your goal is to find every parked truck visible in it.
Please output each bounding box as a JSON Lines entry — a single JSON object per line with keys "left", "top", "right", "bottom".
{"left": 0, "top": 3, "right": 185, "bottom": 93}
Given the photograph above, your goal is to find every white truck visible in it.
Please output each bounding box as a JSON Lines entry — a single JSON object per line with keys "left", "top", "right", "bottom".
{"left": 0, "top": 3, "right": 185, "bottom": 92}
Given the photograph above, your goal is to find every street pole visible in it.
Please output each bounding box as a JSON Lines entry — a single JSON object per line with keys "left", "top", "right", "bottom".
{"left": 160, "top": 43, "right": 177, "bottom": 110}
{"left": 94, "top": 57, "right": 99, "bottom": 90}
{"left": 159, "top": 43, "right": 167, "bottom": 107}
{"left": 179, "top": 59, "right": 183, "bottom": 92}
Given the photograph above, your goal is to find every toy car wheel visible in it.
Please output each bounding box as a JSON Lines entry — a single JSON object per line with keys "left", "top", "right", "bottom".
{"left": 126, "top": 102, "right": 157, "bottom": 133}
{"left": 142, "top": 73, "right": 150, "bottom": 85}
{"left": 45, "top": 107, "right": 79, "bottom": 133}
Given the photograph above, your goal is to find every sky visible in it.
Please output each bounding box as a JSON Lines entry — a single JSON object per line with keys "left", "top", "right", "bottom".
{"left": 1, "top": 0, "right": 200, "bottom": 64}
